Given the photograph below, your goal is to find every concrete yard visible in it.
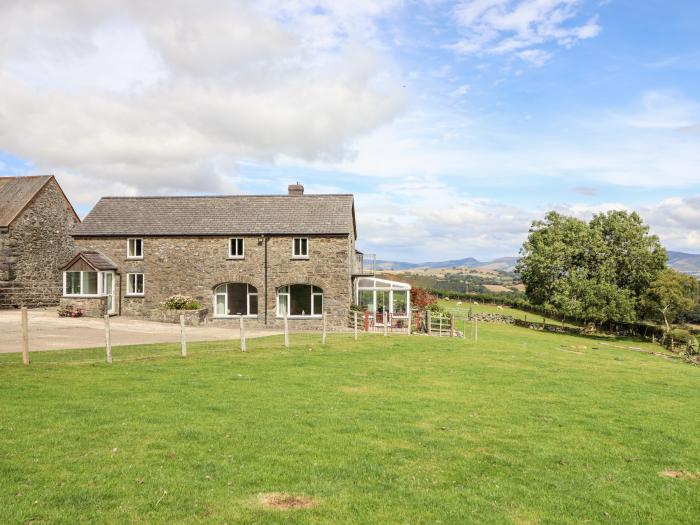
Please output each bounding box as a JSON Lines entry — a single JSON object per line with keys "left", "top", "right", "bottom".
{"left": 0, "top": 308, "right": 280, "bottom": 353}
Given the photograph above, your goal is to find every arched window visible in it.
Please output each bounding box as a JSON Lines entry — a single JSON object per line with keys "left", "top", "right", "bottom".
{"left": 277, "top": 285, "right": 323, "bottom": 317}
{"left": 214, "top": 283, "right": 258, "bottom": 317}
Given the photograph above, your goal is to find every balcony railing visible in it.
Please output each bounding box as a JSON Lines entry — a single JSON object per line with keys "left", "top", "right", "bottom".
{"left": 353, "top": 252, "right": 376, "bottom": 275}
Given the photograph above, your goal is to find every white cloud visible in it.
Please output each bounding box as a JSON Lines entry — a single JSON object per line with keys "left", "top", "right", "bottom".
{"left": 0, "top": 0, "right": 407, "bottom": 205}
{"left": 450, "top": 83, "right": 472, "bottom": 96}
{"left": 613, "top": 90, "right": 700, "bottom": 130}
{"left": 517, "top": 49, "right": 552, "bottom": 66}
{"left": 451, "top": 0, "right": 600, "bottom": 63}
{"left": 355, "top": 178, "right": 700, "bottom": 260}
{"left": 354, "top": 177, "right": 534, "bottom": 260}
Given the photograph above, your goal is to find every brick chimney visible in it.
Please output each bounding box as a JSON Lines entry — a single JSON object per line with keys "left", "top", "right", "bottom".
{"left": 288, "top": 183, "right": 304, "bottom": 196}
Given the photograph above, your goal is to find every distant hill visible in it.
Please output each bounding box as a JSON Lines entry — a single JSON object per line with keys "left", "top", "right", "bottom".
{"left": 667, "top": 251, "right": 700, "bottom": 276}
{"left": 376, "top": 253, "right": 699, "bottom": 276}
{"left": 375, "top": 256, "right": 517, "bottom": 273}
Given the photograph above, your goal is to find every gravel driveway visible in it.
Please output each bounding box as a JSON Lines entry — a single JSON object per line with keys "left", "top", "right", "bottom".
{"left": 0, "top": 308, "right": 280, "bottom": 353}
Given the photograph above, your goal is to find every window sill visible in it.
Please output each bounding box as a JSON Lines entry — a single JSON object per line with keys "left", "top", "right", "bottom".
{"left": 226, "top": 256, "right": 245, "bottom": 260}
{"left": 63, "top": 294, "right": 103, "bottom": 298}
{"left": 276, "top": 315, "right": 322, "bottom": 319}
{"left": 291, "top": 256, "right": 309, "bottom": 260}
{"left": 126, "top": 257, "right": 143, "bottom": 261}
{"left": 213, "top": 315, "right": 258, "bottom": 319}
{"left": 125, "top": 294, "right": 145, "bottom": 298}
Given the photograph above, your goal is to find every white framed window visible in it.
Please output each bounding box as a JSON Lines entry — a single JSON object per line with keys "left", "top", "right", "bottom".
{"left": 228, "top": 238, "right": 244, "bottom": 259}
{"left": 63, "top": 271, "right": 100, "bottom": 296}
{"left": 277, "top": 284, "right": 323, "bottom": 317}
{"left": 213, "top": 283, "right": 258, "bottom": 317}
{"left": 126, "top": 273, "right": 145, "bottom": 296}
{"left": 292, "top": 237, "right": 309, "bottom": 258}
{"left": 127, "top": 238, "right": 143, "bottom": 259}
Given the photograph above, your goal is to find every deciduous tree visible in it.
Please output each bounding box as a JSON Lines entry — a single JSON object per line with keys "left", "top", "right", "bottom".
{"left": 516, "top": 210, "right": 666, "bottom": 324}
{"left": 640, "top": 268, "right": 698, "bottom": 332}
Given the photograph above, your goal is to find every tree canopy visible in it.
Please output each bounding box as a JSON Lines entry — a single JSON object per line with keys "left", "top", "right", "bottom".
{"left": 640, "top": 268, "right": 698, "bottom": 332}
{"left": 516, "top": 210, "right": 667, "bottom": 324}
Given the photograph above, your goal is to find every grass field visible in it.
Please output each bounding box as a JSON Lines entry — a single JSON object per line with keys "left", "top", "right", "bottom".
{"left": 1, "top": 325, "right": 699, "bottom": 524}
{"left": 439, "top": 298, "right": 567, "bottom": 325}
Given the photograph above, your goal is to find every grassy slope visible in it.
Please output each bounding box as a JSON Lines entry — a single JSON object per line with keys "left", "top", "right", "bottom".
{"left": 439, "top": 298, "right": 566, "bottom": 324}
{"left": 1, "top": 327, "right": 698, "bottom": 524}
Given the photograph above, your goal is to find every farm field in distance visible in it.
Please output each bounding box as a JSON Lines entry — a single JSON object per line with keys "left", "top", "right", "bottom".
{"left": 439, "top": 298, "right": 567, "bottom": 325}
{"left": 1, "top": 327, "right": 699, "bottom": 524}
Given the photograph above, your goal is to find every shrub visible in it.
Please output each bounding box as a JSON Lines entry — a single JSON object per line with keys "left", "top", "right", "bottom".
{"left": 162, "top": 295, "right": 202, "bottom": 310}
{"left": 427, "top": 302, "right": 449, "bottom": 316}
{"left": 667, "top": 328, "right": 698, "bottom": 353}
{"left": 411, "top": 288, "right": 437, "bottom": 310}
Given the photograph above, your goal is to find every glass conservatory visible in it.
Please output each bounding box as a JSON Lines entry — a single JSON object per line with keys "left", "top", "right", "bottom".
{"left": 355, "top": 277, "right": 411, "bottom": 319}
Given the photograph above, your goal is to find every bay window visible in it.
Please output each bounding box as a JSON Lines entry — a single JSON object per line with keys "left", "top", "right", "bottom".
{"left": 63, "top": 271, "right": 102, "bottom": 296}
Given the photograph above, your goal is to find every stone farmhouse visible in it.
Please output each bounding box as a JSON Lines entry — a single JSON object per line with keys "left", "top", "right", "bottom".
{"left": 60, "top": 184, "right": 411, "bottom": 328}
{"left": 0, "top": 176, "right": 79, "bottom": 308}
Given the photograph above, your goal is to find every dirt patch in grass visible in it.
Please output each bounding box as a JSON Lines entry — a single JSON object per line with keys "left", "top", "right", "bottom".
{"left": 659, "top": 470, "right": 700, "bottom": 481}
{"left": 259, "top": 493, "right": 317, "bottom": 510}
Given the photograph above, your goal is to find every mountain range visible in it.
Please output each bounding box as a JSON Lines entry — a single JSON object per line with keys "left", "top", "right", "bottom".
{"left": 376, "top": 256, "right": 519, "bottom": 273}
{"left": 377, "top": 252, "right": 700, "bottom": 276}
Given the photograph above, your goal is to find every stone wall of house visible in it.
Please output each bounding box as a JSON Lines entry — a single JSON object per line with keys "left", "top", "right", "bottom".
{"left": 58, "top": 296, "right": 107, "bottom": 317}
{"left": 72, "top": 234, "right": 353, "bottom": 328}
{"left": 0, "top": 179, "right": 78, "bottom": 308}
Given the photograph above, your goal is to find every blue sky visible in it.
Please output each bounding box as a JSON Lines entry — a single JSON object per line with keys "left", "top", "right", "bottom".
{"left": 1, "top": 1, "right": 699, "bottom": 261}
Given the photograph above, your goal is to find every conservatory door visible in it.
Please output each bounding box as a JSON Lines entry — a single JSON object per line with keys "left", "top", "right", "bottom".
{"left": 376, "top": 290, "right": 389, "bottom": 324}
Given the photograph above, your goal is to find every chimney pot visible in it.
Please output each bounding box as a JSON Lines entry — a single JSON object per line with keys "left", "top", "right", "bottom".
{"left": 288, "top": 183, "right": 304, "bottom": 196}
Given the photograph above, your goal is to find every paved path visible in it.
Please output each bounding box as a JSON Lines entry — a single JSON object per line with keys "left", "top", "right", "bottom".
{"left": 0, "top": 309, "right": 280, "bottom": 353}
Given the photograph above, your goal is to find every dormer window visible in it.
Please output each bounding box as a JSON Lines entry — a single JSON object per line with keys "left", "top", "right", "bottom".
{"left": 292, "top": 237, "right": 308, "bottom": 258}
{"left": 229, "top": 238, "right": 244, "bottom": 259}
{"left": 127, "top": 238, "right": 143, "bottom": 259}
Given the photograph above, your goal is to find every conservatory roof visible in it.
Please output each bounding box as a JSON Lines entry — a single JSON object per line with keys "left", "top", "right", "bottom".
{"left": 355, "top": 277, "right": 411, "bottom": 290}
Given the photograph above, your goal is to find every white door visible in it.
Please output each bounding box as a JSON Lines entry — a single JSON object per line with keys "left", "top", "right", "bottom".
{"left": 105, "top": 272, "right": 115, "bottom": 314}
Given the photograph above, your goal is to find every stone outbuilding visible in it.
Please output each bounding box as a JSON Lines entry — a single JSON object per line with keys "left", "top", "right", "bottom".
{"left": 61, "top": 184, "right": 405, "bottom": 329}
{"left": 0, "top": 175, "right": 79, "bottom": 308}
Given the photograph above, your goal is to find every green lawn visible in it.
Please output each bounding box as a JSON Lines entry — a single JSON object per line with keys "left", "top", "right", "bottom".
{"left": 1, "top": 326, "right": 699, "bottom": 524}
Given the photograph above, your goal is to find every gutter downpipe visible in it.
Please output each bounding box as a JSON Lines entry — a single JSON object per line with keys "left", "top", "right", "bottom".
{"left": 264, "top": 234, "right": 268, "bottom": 325}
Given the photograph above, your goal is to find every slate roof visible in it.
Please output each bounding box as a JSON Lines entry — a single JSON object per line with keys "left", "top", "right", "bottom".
{"left": 0, "top": 175, "right": 55, "bottom": 227}
{"left": 61, "top": 250, "right": 118, "bottom": 271}
{"left": 73, "top": 195, "right": 356, "bottom": 237}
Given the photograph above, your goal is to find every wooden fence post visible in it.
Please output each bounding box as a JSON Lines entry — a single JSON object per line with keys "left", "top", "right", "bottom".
{"left": 322, "top": 311, "right": 327, "bottom": 345}
{"left": 450, "top": 316, "right": 455, "bottom": 337}
{"left": 439, "top": 316, "right": 443, "bottom": 337}
{"left": 474, "top": 318, "right": 478, "bottom": 342}
{"left": 104, "top": 314, "right": 112, "bottom": 364}
{"left": 21, "top": 307, "right": 29, "bottom": 366}
{"left": 383, "top": 311, "right": 388, "bottom": 336}
{"left": 283, "top": 308, "right": 289, "bottom": 348}
{"left": 407, "top": 310, "right": 411, "bottom": 335}
{"left": 427, "top": 310, "right": 432, "bottom": 336}
{"left": 239, "top": 315, "right": 246, "bottom": 352}
{"left": 180, "top": 314, "right": 187, "bottom": 357}
{"left": 354, "top": 311, "right": 358, "bottom": 341}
